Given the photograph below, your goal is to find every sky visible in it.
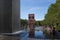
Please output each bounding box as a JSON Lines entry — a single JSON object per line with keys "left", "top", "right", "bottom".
{"left": 20, "top": 0, "right": 56, "bottom": 21}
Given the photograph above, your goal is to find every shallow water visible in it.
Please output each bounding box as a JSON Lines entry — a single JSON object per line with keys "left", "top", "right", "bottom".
{"left": 19, "top": 27, "right": 60, "bottom": 40}
{"left": 20, "top": 30, "right": 45, "bottom": 40}
{"left": 19, "top": 27, "right": 45, "bottom": 40}
{"left": 35, "top": 31, "right": 45, "bottom": 39}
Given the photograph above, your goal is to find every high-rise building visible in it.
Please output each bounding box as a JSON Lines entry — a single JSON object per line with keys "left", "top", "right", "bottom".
{"left": 0, "top": 0, "right": 20, "bottom": 33}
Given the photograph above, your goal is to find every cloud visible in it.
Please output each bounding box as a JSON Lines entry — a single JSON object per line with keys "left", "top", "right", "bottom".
{"left": 20, "top": 0, "right": 56, "bottom": 20}
{"left": 21, "top": 7, "right": 48, "bottom": 20}
{"left": 24, "top": 7, "right": 48, "bottom": 14}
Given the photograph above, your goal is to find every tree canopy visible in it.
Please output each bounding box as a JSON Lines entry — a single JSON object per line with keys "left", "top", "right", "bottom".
{"left": 44, "top": 0, "right": 60, "bottom": 26}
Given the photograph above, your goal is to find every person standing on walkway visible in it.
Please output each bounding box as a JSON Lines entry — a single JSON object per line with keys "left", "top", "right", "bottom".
{"left": 53, "top": 27, "right": 55, "bottom": 35}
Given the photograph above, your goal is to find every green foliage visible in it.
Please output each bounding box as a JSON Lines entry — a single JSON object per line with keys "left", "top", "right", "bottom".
{"left": 44, "top": 0, "right": 60, "bottom": 27}
{"left": 21, "top": 19, "right": 42, "bottom": 27}
{"left": 35, "top": 21, "right": 42, "bottom": 26}
{"left": 21, "top": 19, "right": 28, "bottom": 26}
{"left": 55, "top": 27, "right": 60, "bottom": 30}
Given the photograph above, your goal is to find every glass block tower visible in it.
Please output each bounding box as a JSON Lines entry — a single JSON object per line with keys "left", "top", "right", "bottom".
{"left": 0, "top": 0, "right": 20, "bottom": 34}
{"left": 28, "top": 14, "right": 35, "bottom": 36}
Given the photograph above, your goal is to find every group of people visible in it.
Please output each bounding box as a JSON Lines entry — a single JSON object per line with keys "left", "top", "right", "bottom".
{"left": 47, "top": 25, "right": 55, "bottom": 35}
{"left": 43, "top": 25, "right": 55, "bottom": 35}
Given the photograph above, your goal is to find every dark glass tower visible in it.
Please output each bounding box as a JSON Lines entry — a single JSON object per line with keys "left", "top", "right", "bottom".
{"left": 0, "top": 0, "right": 20, "bottom": 33}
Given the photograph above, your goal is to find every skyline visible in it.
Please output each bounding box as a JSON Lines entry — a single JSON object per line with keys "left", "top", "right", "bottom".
{"left": 20, "top": 0, "right": 56, "bottom": 21}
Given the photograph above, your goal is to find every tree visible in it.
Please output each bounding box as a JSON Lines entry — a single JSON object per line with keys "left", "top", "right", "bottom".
{"left": 44, "top": 0, "right": 60, "bottom": 27}
{"left": 21, "top": 19, "right": 28, "bottom": 27}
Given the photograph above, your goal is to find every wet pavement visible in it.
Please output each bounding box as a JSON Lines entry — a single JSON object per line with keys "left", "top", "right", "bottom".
{"left": 0, "top": 35, "right": 19, "bottom": 40}
{"left": 20, "top": 27, "right": 45, "bottom": 40}
{"left": 20, "top": 31, "right": 45, "bottom": 40}
{"left": 19, "top": 27, "right": 60, "bottom": 40}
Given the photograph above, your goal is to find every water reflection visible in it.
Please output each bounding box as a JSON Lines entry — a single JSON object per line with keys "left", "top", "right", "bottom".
{"left": 35, "top": 31, "right": 45, "bottom": 39}
{"left": 20, "top": 27, "right": 46, "bottom": 40}
{"left": 20, "top": 31, "right": 45, "bottom": 40}
{"left": 20, "top": 27, "right": 60, "bottom": 40}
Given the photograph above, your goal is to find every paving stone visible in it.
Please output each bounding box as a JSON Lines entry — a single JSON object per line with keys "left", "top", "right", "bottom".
{"left": 0, "top": 35, "right": 19, "bottom": 40}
